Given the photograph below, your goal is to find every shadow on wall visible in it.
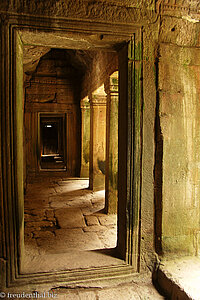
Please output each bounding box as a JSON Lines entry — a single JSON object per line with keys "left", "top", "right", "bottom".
{"left": 98, "top": 159, "right": 106, "bottom": 175}
{"left": 154, "top": 54, "right": 163, "bottom": 256}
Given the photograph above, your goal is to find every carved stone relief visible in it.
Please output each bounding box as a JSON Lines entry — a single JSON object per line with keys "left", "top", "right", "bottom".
{"left": 1, "top": 1, "right": 200, "bottom": 26}
{"left": 163, "top": 0, "right": 200, "bottom": 15}
{"left": 0, "top": 0, "right": 159, "bottom": 25}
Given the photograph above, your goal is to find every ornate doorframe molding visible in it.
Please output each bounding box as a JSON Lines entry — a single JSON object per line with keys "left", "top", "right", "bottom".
{"left": 0, "top": 14, "right": 143, "bottom": 288}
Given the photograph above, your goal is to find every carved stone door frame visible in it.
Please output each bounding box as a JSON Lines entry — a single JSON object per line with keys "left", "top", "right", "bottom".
{"left": 0, "top": 15, "right": 143, "bottom": 288}
{"left": 118, "top": 34, "right": 143, "bottom": 271}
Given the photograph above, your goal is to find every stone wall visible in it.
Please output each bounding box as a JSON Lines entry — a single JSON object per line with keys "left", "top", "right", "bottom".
{"left": 155, "top": 11, "right": 200, "bottom": 256}
{"left": 158, "top": 43, "right": 200, "bottom": 256}
{"left": 81, "top": 51, "right": 118, "bottom": 98}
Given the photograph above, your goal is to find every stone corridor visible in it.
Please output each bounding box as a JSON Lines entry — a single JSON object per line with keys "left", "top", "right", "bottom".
{"left": 23, "top": 175, "right": 120, "bottom": 273}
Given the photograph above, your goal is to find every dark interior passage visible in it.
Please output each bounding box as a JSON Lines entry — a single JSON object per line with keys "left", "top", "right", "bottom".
{"left": 40, "top": 116, "right": 66, "bottom": 170}
{"left": 42, "top": 123, "right": 58, "bottom": 155}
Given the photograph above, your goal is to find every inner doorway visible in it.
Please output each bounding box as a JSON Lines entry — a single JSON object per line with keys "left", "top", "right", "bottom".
{"left": 23, "top": 47, "right": 120, "bottom": 273}
{"left": 40, "top": 115, "right": 66, "bottom": 170}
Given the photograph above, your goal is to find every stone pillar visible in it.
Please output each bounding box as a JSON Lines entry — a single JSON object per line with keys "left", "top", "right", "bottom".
{"left": 80, "top": 96, "right": 90, "bottom": 178}
{"left": 89, "top": 85, "right": 107, "bottom": 191}
{"left": 105, "top": 72, "right": 119, "bottom": 214}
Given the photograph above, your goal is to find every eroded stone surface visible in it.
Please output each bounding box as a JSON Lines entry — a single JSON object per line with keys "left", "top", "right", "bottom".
{"left": 158, "top": 43, "right": 200, "bottom": 255}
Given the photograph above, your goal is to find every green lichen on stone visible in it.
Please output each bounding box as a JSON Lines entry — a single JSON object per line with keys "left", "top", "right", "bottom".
{"left": 162, "top": 235, "right": 195, "bottom": 255}
{"left": 134, "top": 65, "right": 142, "bottom": 127}
{"left": 83, "top": 141, "right": 89, "bottom": 164}
{"left": 111, "top": 77, "right": 118, "bottom": 85}
{"left": 109, "top": 153, "right": 118, "bottom": 190}
{"left": 135, "top": 41, "right": 142, "bottom": 61}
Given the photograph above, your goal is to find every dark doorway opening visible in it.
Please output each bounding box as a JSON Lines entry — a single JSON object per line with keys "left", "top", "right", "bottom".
{"left": 40, "top": 115, "right": 66, "bottom": 170}
{"left": 42, "top": 122, "right": 58, "bottom": 155}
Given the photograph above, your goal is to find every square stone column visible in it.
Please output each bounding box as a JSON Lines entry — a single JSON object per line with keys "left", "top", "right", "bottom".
{"left": 105, "top": 72, "right": 119, "bottom": 214}
{"left": 80, "top": 96, "right": 90, "bottom": 178}
{"left": 89, "top": 85, "right": 107, "bottom": 191}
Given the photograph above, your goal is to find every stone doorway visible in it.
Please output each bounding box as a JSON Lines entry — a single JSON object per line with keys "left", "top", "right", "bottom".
{"left": 23, "top": 45, "right": 120, "bottom": 272}
{"left": 40, "top": 115, "right": 66, "bottom": 170}
{"left": 1, "top": 22, "right": 143, "bottom": 286}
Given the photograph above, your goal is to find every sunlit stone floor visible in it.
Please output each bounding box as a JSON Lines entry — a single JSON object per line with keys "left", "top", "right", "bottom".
{"left": 23, "top": 175, "right": 120, "bottom": 273}
{"left": 20, "top": 175, "right": 164, "bottom": 299}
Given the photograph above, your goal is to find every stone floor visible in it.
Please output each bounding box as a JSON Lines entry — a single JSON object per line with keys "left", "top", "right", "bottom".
{"left": 23, "top": 175, "right": 121, "bottom": 273}
{"left": 18, "top": 175, "right": 165, "bottom": 299}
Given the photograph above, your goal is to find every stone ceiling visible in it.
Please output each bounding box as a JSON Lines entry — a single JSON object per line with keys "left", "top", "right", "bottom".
{"left": 23, "top": 45, "right": 51, "bottom": 74}
{"left": 23, "top": 46, "right": 95, "bottom": 79}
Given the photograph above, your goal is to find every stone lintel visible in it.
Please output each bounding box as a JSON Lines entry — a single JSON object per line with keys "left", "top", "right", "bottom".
{"left": 90, "top": 97, "right": 107, "bottom": 106}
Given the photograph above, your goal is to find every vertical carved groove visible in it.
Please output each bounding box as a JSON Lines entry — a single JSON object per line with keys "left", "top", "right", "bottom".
{"left": 154, "top": 48, "right": 163, "bottom": 255}
{"left": 138, "top": 28, "right": 143, "bottom": 272}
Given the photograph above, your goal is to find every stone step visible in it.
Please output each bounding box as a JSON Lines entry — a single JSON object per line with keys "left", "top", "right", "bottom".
{"left": 154, "top": 256, "right": 200, "bottom": 300}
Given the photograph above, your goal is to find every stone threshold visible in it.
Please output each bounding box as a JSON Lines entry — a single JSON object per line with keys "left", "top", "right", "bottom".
{"left": 153, "top": 256, "right": 200, "bottom": 300}
{"left": 5, "top": 270, "right": 164, "bottom": 299}
{"left": 9, "top": 264, "right": 136, "bottom": 288}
